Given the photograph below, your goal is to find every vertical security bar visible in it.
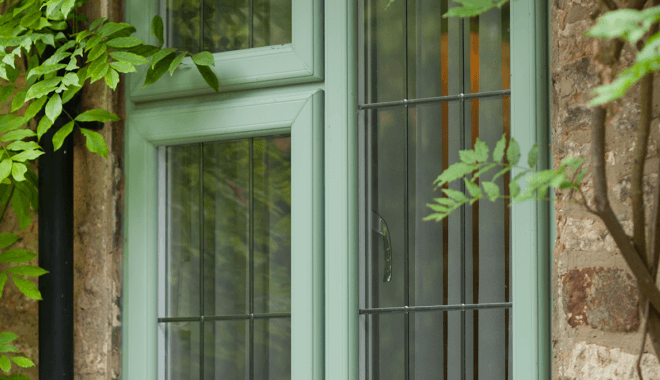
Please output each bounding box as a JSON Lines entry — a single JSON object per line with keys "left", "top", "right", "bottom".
{"left": 199, "top": 0, "right": 204, "bottom": 52}
{"left": 459, "top": 17, "right": 467, "bottom": 380}
{"left": 249, "top": 139, "right": 255, "bottom": 380}
{"left": 403, "top": 0, "right": 410, "bottom": 378}
{"left": 199, "top": 144, "right": 205, "bottom": 380}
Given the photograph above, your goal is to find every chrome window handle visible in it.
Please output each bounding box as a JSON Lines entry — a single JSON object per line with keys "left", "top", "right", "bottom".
{"left": 372, "top": 210, "right": 392, "bottom": 282}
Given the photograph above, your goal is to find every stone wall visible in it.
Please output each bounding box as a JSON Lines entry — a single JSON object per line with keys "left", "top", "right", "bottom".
{"left": 552, "top": 0, "right": 660, "bottom": 378}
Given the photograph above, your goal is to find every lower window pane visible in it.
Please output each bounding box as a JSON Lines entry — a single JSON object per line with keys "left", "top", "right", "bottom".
{"left": 159, "top": 322, "right": 201, "bottom": 380}
{"left": 254, "top": 318, "right": 291, "bottom": 379}
{"left": 204, "top": 320, "right": 248, "bottom": 380}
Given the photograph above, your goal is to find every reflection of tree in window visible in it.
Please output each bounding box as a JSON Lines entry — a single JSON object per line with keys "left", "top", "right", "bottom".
{"left": 162, "top": 136, "right": 291, "bottom": 380}
{"left": 164, "top": 0, "right": 292, "bottom": 53}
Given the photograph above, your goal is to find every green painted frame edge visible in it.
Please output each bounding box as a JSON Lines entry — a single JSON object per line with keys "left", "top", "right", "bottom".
{"left": 511, "top": 0, "right": 550, "bottom": 379}
{"left": 323, "top": 0, "right": 358, "bottom": 378}
{"left": 122, "top": 90, "right": 325, "bottom": 379}
{"left": 125, "top": 0, "right": 322, "bottom": 102}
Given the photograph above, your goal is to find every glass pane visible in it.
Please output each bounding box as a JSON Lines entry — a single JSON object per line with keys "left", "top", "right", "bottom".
{"left": 465, "top": 5, "right": 510, "bottom": 94}
{"left": 253, "top": 0, "right": 292, "bottom": 47}
{"left": 254, "top": 318, "right": 291, "bottom": 379}
{"left": 367, "top": 107, "right": 406, "bottom": 309}
{"left": 164, "top": 0, "right": 292, "bottom": 53}
{"left": 410, "top": 311, "right": 462, "bottom": 380}
{"left": 203, "top": 140, "right": 250, "bottom": 316}
{"left": 363, "top": 313, "right": 405, "bottom": 380}
{"left": 253, "top": 137, "right": 292, "bottom": 314}
{"left": 165, "top": 144, "right": 201, "bottom": 318}
{"left": 203, "top": 0, "right": 250, "bottom": 53}
{"left": 160, "top": 322, "right": 201, "bottom": 380}
{"left": 166, "top": 0, "right": 202, "bottom": 53}
{"left": 464, "top": 309, "right": 510, "bottom": 380}
{"left": 204, "top": 320, "right": 248, "bottom": 379}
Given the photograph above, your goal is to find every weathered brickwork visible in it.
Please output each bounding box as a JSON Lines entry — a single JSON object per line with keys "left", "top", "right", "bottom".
{"left": 552, "top": 0, "right": 660, "bottom": 377}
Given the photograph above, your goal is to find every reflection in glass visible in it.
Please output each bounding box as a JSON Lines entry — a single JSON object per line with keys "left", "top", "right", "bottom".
{"left": 254, "top": 318, "right": 291, "bottom": 379}
{"left": 164, "top": 0, "right": 292, "bottom": 53}
{"left": 165, "top": 144, "right": 201, "bottom": 318}
{"left": 204, "top": 321, "right": 247, "bottom": 380}
{"left": 160, "top": 136, "right": 291, "bottom": 380}
{"left": 160, "top": 322, "right": 201, "bottom": 380}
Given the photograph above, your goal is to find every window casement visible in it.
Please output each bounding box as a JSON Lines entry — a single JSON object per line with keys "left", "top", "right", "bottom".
{"left": 123, "top": 0, "right": 549, "bottom": 379}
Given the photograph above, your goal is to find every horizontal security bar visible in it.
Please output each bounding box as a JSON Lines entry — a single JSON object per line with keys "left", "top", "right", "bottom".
{"left": 358, "top": 302, "right": 512, "bottom": 315}
{"left": 158, "top": 312, "right": 291, "bottom": 323}
{"left": 358, "top": 89, "right": 511, "bottom": 110}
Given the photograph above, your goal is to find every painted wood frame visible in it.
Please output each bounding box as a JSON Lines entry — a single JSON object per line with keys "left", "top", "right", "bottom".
{"left": 123, "top": 90, "right": 324, "bottom": 379}
{"left": 125, "top": 0, "right": 322, "bottom": 102}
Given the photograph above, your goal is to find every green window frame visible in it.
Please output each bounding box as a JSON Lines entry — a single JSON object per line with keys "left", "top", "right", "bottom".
{"left": 122, "top": 0, "right": 549, "bottom": 379}
{"left": 125, "top": 0, "right": 322, "bottom": 101}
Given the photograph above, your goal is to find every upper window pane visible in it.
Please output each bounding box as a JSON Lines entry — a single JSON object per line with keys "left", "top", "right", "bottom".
{"left": 164, "top": 0, "right": 292, "bottom": 53}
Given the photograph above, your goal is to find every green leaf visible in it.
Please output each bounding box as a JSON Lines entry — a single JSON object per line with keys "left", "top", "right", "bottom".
{"left": 151, "top": 15, "right": 164, "bottom": 47}
{"left": 80, "top": 128, "right": 108, "bottom": 158}
{"left": 474, "top": 138, "right": 488, "bottom": 162}
{"left": 0, "top": 333, "right": 17, "bottom": 347}
{"left": 26, "top": 63, "right": 66, "bottom": 80}
{"left": 143, "top": 52, "right": 176, "bottom": 87}
{"left": 60, "top": 0, "right": 75, "bottom": 19}
{"left": 527, "top": 143, "right": 539, "bottom": 168}
{"left": 52, "top": 121, "right": 74, "bottom": 151}
{"left": 587, "top": 8, "right": 660, "bottom": 43}
{"left": 6, "top": 265, "right": 48, "bottom": 277}
{"left": 0, "top": 160, "right": 11, "bottom": 184}
{"left": 10, "top": 88, "right": 27, "bottom": 112}
{"left": 443, "top": 188, "right": 468, "bottom": 203}
{"left": 459, "top": 149, "right": 479, "bottom": 164}
{"left": 473, "top": 163, "right": 496, "bottom": 180}
{"left": 97, "top": 22, "right": 135, "bottom": 38}
{"left": 509, "top": 180, "right": 521, "bottom": 199}
{"left": 89, "top": 17, "right": 106, "bottom": 31}
{"left": 106, "top": 37, "right": 143, "bottom": 49}
{"left": 0, "top": 86, "right": 14, "bottom": 104}
{"left": 109, "top": 51, "right": 149, "bottom": 65}
{"left": 23, "top": 96, "right": 48, "bottom": 120}
{"left": 576, "top": 168, "right": 588, "bottom": 185}
{"left": 194, "top": 64, "right": 219, "bottom": 92}
{"left": 46, "top": 94, "right": 62, "bottom": 122}
{"left": 0, "top": 250, "right": 36, "bottom": 264}
{"left": 433, "top": 197, "right": 455, "bottom": 207}
{"left": 192, "top": 51, "right": 214, "bottom": 66}
{"left": 11, "top": 162, "right": 27, "bottom": 182}
{"left": 0, "top": 355, "right": 10, "bottom": 373}
{"left": 443, "top": 0, "right": 506, "bottom": 18}
{"left": 104, "top": 68, "right": 119, "bottom": 90}
{"left": 10, "top": 357, "right": 33, "bottom": 368}
{"left": 19, "top": 10, "right": 41, "bottom": 29}
{"left": 109, "top": 60, "right": 136, "bottom": 73}
{"left": 491, "top": 166, "right": 511, "bottom": 182}
{"left": 37, "top": 116, "right": 54, "bottom": 141}
{"left": 11, "top": 277, "right": 41, "bottom": 300}
{"left": 433, "top": 162, "right": 477, "bottom": 188}
{"left": 428, "top": 203, "right": 448, "bottom": 213}
{"left": 87, "top": 43, "right": 107, "bottom": 62}
{"left": 169, "top": 52, "right": 187, "bottom": 75}
{"left": 11, "top": 150, "right": 44, "bottom": 162}
{"left": 506, "top": 138, "right": 520, "bottom": 166}
{"left": 75, "top": 109, "right": 120, "bottom": 122}
{"left": 151, "top": 48, "right": 176, "bottom": 68}
{"left": 26, "top": 77, "right": 62, "bottom": 101}
{"left": 493, "top": 134, "right": 506, "bottom": 163}
{"left": 464, "top": 178, "right": 482, "bottom": 198}
{"left": 62, "top": 72, "right": 80, "bottom": 87}
{"left": 0, "top": 345, "right": 18, "bottom": 354}
{"left": 0, "top": 273, "right": 6, "bottom": 298}
{"left": 124, "top": 44, "right": 160, "bottom": 58}
{"left": 86, "top": 35, "right": 103, "bottom": 52}
{"left": 6, "top": 141, "right": 40, "bottom": 152}
{"left": 481, "top": 181, "right": 500, "bottom": 201}
{"left": 88, "top": 55, "right": 109, "bottom": 83}
{"left": 43, "top": 40, "right": 74, "bottom": 66}
{"left": 0, "top": 234, "right": 18, "bottom": 249}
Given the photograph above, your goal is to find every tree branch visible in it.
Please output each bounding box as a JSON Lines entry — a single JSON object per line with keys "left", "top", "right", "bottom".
{"left": 592, "top": 106, "right": 660, "bottom": 314}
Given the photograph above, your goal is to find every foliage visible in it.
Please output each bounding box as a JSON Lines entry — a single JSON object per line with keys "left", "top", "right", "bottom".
{"left": 0, "top": 0, "right": 218, "bottom": 377}
{"left": 425, "top": 134, "right": 587, "bottom": 222}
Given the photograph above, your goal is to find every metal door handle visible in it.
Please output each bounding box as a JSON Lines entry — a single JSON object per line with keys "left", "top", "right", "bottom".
{"left": 372, "top": 210, "right": 392, "bottom": 282}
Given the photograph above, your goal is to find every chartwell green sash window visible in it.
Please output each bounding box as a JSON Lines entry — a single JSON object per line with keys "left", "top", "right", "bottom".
{"left": 123, "top": 0, "right": 549, "bottom": 379}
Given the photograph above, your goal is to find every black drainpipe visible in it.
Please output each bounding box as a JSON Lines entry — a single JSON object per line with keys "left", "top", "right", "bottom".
{"left": 38, "top": 101, "right": 75, "bottom": 379}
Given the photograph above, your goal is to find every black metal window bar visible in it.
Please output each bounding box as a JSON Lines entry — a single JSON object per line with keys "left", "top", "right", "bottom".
{"left": 358, "top": 1, "right": 512, "bottom": 379}
{"left": 157, "top": 138, "right": 291, "bottom": 380}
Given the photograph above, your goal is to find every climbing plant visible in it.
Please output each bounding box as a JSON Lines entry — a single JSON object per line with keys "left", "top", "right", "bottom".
{"left": 0, "top": 0, "right": 218, "bottom": 378}
{"left": 425, "top": 0, "right": 660, "bottom": 378}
